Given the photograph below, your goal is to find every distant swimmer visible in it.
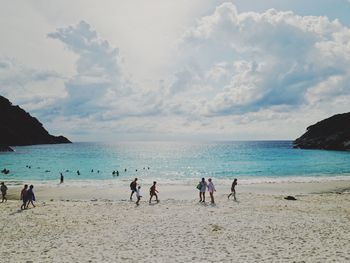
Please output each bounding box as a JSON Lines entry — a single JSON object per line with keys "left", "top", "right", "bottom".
{"left": 1, "top": 169, "right": 10, "bottom": 174}
{"left": 65, "top": 170, "right": 70, "bottom": 172}
{"left": 1, "top": 182, "right": 8, "bottom": 203}
{"left": 112, "top": 171, "right": 116, "bottom": 176}
{"left": 149, "top": 181, "right": 159, "bottom": 204}
{"left": 124, "top": 168, "right": 127, "bottom": 172}
{"left": 97, "top": 170, "right": 100, "bottom": 173}
{"left": 60, "top": 173, "right": 64, "bottom": 184}
{"left": 130, "top": 178, "right": 138, "bottom": 201}
{"left": 228, "top": 178, "right": 238, "bottom": 201}
{"left": 116, "top": 171, "right": 119, "bottom": 176}
{"left": 135, "top": 169, "right": 138, "bottom": 172}
{"left": 77, "top": 170, "right": 80, "bottom": 176}
{"left": 91, "top": 169, "right": 94, "bottom": 173}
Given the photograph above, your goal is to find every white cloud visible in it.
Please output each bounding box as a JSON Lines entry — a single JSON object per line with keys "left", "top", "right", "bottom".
{"left": 174, "top": 2, "right": 350, "bottom": 118}
{"left": 1, "top": 2, "right": 350, "bottom": 140}
{"left": 0, "top": 57, "right": 65, "bottom": 111}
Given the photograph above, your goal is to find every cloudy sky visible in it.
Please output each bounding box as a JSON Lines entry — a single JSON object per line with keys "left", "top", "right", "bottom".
{"left": 1, "top": 0, "right": 350, "bottom": 141}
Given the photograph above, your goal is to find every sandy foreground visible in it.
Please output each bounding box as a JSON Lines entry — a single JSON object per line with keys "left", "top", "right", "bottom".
{"left": 1, "top": 181, "right": 350, "bottom": 263}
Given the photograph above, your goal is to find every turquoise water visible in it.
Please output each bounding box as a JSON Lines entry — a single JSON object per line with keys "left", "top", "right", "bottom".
{"left": 1, "top": 141, "right": 350, "bottom": 184}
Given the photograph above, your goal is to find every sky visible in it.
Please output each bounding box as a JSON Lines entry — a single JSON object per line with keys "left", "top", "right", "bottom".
{"left": 1, "top": 0, "right": 350, "bottom": 141}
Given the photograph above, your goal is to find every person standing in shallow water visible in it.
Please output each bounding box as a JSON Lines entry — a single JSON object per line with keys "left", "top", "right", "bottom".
{"left": 149, "top": 181, "right": 159, "bottom": 204}
{"left": 60, "top": 173, "right": 64, "bottom": 184}
{"left": 199, "top": 178, "right": 207, "bottom": 202}
{"left": 228, "top": 178, "right": 238, "bottom": 201}
{"left": 207, "top": 178, "right": 216, "bottom": 204}
{"left": 1, "top": 182, "right": 8, "bottom": 203}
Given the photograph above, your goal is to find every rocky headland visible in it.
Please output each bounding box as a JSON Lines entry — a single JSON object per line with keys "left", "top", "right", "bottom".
{"left": 293, "top": 112, "right": 350, "bottom": 151}
{"left": 0, "top": 95, "right": 71, "bottom": 151}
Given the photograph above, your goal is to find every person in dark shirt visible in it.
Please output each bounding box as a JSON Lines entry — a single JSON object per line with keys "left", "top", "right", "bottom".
{"left": 129, "top": 178, "right": 138, "bottom": 201}
{"left": 26, "top": 185, "right": 36, "bottom": 208}
{"left": 1, "top": 182, "right": 8, "bottom": 203}
{"left": 60, "top": 173, "right": 64, "bottom": 184}
{"left": 228, "top": 178, "right": 238, "bottom": 201}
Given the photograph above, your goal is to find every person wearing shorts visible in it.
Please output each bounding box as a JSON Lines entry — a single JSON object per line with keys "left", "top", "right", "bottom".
{"left": 199, "top": 178, "right": 207, "bottom": 203}
{"left": 20, "top": 184, "right": 28, "bottom": 210}
{"left": 1, "top": 182, "right": 8, "bottom": 203}
{"left": 130, "top": 178, "right": 138, "bottom": 201}
{"left": 149, "top": 181, "right": 159, "bottom": 204}
{"left": 228, "top": 178, "right": 238, "bottom": 201}
{"left": 207, "top": 178, "right": 216, "bottom": 204}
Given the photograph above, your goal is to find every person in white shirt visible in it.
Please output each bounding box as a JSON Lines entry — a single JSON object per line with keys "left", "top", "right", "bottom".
{"left": 207, "top": 178, "right": 216, "bottom": 204}
{"left": 136, "top": 186, "right": 142, "bottom": 206}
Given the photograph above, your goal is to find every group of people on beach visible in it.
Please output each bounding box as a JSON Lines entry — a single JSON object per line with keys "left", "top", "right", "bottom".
{"left": 197, "top": 178, "right": 238, "bottom": 204}
{"left": 0, "top": 182, "right": 36, "bottom": 209}
{"left": 129, "top": 178, "right": 159, "bottom": 205}
{"left": 20, "top": 184, "right": 36, "bottom": 209}
{"left": 128, "top": 177, "right": 238, "bottom": 205}
{"left": 2, "top": 175, "right": 237, "bottom": 207}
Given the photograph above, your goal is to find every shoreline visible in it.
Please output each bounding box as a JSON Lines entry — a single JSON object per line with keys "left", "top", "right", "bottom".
{"left": 6, "top": 179, "right": 350, "bottom": 201}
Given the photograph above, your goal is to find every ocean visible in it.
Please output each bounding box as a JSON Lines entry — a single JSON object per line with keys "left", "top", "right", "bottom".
{"left": 1, "top": 141, "right": 350, "bottom": 185}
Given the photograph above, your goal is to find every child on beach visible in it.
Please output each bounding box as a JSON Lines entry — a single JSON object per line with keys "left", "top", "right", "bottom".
{"left": 20, "top": 184, "right": 28, "bottom": 210}
{"left": 26, "top": 185, "right": 36, "bottom": 208}
{"left": 136, "top": 186, "right": 142, "bottom": 206}
{"left": 207, "top": 178, "right": 216, "bottom": 204}
{"left": 1, "top": 182, "right": 8, "bottom": 203}
{"left": 149, "top": 181, "right": 159, "bottom": 204}
{"left": 228, "top": 178, "right": 238, "bottom": 201}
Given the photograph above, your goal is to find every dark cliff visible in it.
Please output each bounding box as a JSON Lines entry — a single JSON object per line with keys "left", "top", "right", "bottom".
{"left": 0, "top": 95, "right": 71, "bottom": 149}
{"left": 293, "top": 112, "right": 350, "bottom": 151}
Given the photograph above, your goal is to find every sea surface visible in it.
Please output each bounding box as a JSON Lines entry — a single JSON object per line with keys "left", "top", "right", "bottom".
{"left": 1, "top": 141, "right": 350, "bottom": 185}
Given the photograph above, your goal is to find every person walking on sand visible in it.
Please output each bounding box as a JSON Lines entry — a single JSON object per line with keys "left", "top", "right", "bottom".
{"left": 130, "top": 178, "right": 138, "bottom": 201}
{"left": 26, "top": 185, "right": 36, "bottom": 208}
{"left": 207, "top": 178, "right": 216, "bottom": 204}
{"left": 135, "top": 186, "right": 142, "bottom": 206}
{"left": 196, "top": 180, "right": 202, "bottom": 200}
{"left": 1, "top": 182, "right": 8, "bottom": 203}
{"left": 149, "top": 181, "right": 159, "bottom": 204}
{"left": 20, "top": 184, "right": 28, "bottom": 210}
{"left": 199, "top": 178, "right": 207, "bottom": 202}
{"left": 228, "top": 178, "right": 238, "bottom": 201}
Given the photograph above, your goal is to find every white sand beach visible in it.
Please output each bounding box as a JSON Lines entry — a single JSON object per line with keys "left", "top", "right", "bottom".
{"left": 1, "top": 180, "right": 350, "bottom": 262}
